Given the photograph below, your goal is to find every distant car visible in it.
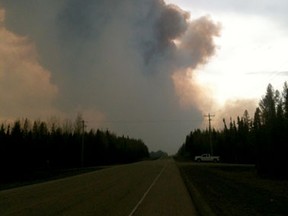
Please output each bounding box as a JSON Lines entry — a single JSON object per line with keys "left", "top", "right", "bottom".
{"left": 194, "top": 154, "right": 220, "bottom": 162}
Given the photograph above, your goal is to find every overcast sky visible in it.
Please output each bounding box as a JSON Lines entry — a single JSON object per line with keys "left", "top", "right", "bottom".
{"left": 1, "top": 0, "right": 287, "bottom": 154}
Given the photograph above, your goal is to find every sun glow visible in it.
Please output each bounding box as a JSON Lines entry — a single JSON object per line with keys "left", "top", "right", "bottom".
{"left": 166, "top": 0, "right": 288, "bottom": 107}
{"left": 202, "top": 14, "right": 288, "bottom": 103}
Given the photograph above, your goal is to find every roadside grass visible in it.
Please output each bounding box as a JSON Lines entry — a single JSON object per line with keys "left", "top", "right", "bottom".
{"left": 178, "top": 162, "right": 288, "bottom": 216}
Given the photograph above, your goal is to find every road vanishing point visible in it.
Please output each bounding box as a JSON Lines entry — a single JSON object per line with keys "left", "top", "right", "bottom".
{"left": 0, "top": 159, "right": 198, "bottom": 216}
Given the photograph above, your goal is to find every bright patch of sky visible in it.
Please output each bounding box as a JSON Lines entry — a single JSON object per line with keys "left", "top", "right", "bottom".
{"left": 166, "top": 0, "right": 288, "bottom": 106}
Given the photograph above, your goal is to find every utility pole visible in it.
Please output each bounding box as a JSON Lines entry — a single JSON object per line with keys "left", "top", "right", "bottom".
{"left": 81, "top": 120, "right": 85, "bottom": 167}
{"left": 204, "top": 113, "right": 215, "bottom": 155}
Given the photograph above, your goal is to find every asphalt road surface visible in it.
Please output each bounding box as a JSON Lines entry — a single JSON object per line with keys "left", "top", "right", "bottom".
{"left": 0, "top": 159, "right": 197, "bottom": 216}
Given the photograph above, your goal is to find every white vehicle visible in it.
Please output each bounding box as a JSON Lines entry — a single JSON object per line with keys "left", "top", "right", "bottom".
{"left": 194, "top": 154, "right": 220, "bottom": 162}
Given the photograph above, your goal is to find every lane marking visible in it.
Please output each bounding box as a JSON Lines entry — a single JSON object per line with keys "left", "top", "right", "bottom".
{"left": 128, "top": 164, "right": 166, "bottom": 216}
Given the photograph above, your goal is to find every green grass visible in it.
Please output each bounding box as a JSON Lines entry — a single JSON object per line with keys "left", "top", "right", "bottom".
{"left": 178, "top": 163, "right": 288, "bottom": 216}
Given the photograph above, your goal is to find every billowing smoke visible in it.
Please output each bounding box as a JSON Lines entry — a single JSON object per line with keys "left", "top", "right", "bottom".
{"left": 178, "top": 16, "right": 220, "bottom": 68}
{"left": 172, "top": 15, "right": 220, "bottom": 111}
{"left": 0, "top": 8, "right": 58, "bottom": 120}
{"left": 0, "top": 0, "right": 220, "bottom": 153}
{"left": 213, "top": 99, "right": 258, "bottom": 129}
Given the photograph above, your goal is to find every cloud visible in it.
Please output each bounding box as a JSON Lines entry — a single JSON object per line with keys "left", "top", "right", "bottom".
{"left": 0, "top": 8, "right": 58, "bottom": 120}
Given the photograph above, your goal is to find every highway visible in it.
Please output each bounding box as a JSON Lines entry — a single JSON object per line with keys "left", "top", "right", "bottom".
{"left": 0, "top": 159, "right": 197, "bottom": 216}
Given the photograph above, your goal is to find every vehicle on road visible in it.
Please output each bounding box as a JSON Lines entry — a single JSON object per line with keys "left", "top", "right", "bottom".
{"left": 194, "top": 154, "right": 220, "bottom": 162}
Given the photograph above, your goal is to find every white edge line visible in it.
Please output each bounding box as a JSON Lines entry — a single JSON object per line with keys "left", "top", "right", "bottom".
{"left": 128, "top": 165, "right": 166, "bottom": 216}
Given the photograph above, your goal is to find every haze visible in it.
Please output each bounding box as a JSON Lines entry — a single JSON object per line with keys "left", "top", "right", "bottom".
{"left": 1, "top": 0, "right": 287, "bottom": 154}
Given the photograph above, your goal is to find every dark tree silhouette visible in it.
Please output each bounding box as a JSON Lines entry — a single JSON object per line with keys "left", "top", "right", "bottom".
{"left": 178, "top": 82, "right": 288, "bottom": 179}
{"left": 0, "top": 116, "right": 149, "bottom": 184}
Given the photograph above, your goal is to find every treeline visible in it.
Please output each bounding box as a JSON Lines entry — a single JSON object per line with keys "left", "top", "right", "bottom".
{"left": 0, "top": 115, "right": 149, "bottom": 181}
{"left": 178, "top": 82, "right": 288, "bottom": 179}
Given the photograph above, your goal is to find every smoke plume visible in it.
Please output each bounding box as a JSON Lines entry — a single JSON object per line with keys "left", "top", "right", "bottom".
{"left": 0, "top": 0, "right": 220, "bottom": 153}
{"left": 213, "top": 99, "right": 258, "bottom": 128}
{"left": 0, "top": 8, "right": 58, "bottom": 120}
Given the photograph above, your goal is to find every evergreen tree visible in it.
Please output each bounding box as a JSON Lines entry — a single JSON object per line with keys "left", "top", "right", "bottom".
{"left": 0, "top": 116, "right": 150, "bottom": 184}
{"left": 259, "top": 84, "right": 276, "bottom": 125}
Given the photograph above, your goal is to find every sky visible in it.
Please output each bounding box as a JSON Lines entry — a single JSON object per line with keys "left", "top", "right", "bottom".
{"left": 165, "top": 0, "right": 288, "bottom": 129}
{"left": 0, "top": 0, "right": 288, "bottom": 154}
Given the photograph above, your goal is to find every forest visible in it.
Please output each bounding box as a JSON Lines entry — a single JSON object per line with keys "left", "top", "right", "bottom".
{"left": 0, "top": 115, "right": 149, "bottom": 183}
{"left": 178, "top": 82, "right": 288, "bottom": 179}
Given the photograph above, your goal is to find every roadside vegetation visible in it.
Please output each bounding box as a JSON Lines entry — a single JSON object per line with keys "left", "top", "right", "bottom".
{"left": 178, "top": 82, "right": 288, "bottom": 179}
{"left": 0, "top": 114, "right": 149, "bottom": 187}
{"left": 178, "top": 163, "right": 288, "bottom": 216}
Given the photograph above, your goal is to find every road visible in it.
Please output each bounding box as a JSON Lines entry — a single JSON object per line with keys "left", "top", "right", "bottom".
{"left": 0, "top": 159, "right": 197, "bottom": 216}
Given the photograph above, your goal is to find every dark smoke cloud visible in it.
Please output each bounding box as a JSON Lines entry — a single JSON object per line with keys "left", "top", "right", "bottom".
{"left": 0, "top": 0, "right": 220, "bottom": 153}
{"left": 155, "top": 4, "right": 189, "bottom": 53}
